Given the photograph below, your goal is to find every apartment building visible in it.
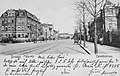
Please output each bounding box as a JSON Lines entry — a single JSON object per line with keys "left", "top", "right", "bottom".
{"left": 0, "top": 9, "right": 41, "bottom": 42}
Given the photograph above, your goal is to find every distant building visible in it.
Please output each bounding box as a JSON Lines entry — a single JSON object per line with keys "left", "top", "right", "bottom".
{"left": 59, "top": 33, "right": 71, "bottom": 39}
{"left": 53, "top": 30, "right": 59, "bottom": 40}
{"left": 0, "top": 9, "right": 41, "bottom": 42}
{"left": 41, "top": 23, "right": 54, "bottom": 40}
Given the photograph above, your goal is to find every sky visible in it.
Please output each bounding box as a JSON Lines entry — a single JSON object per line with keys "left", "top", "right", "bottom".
{"left": 0, "top": 0, "right": 76, "bottom": 34}
{"left": 0, "top": 0, "right": 120, "bottom": 34}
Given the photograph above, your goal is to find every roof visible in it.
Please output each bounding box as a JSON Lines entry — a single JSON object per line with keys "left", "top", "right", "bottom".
{"left": 0, "top": 9, "right": 39, "bottom": 21}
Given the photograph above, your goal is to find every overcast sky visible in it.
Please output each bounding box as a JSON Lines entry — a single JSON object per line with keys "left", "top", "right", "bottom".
{"left": 0, "top": 0, "right": 120, "bottom": 34}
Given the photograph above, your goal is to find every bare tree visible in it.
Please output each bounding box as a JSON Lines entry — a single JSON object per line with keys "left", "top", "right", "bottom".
{"left": 74, "top": 0, "right": 105, "bottom": 54}
{"left": 74, "top": 1, "right": 91, "bottom": 47}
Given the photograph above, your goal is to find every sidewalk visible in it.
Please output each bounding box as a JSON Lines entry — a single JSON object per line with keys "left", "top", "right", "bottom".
{"left": 80, "top": 41, "right": 120, "bottom": 54}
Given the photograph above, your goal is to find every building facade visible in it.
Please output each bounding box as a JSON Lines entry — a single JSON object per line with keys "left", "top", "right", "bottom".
{"left": 88, "top": 15, "right": 104, "bottom": 41}
{"left": 0, "top": 9, "right": 41, "bottom": 42}
{"left": 41, "top": 23, "right": 54, "bottom": 40}
{"left": 116, "top": 7, "right": 120, "bottom": 30}
{"left": 105, "top": 5, "right": 118, "bottom": 32}
{"left": 88, "top": 4, "right": 120, "bottom": 42}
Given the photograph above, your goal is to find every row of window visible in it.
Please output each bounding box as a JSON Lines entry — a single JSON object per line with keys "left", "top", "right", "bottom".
{"left": 3, "top": 11, "right": 25, "bottom": 17}
{"left": 1, "top": 26, "right": 24, "bottom": 31}
{"left": 2, "top": 18, "right": 26, "bottom": 24}
{"left": 8, "top": 12, "right": 15, "bottom": 16}
{"left": 1, "top": 19, "right": 14, "bottom": 24}
{"left": 3, "top": 34, "right": 28, "bottom": 38}
{"left": 1, "top": 26, "right": 14, "bottom": 31}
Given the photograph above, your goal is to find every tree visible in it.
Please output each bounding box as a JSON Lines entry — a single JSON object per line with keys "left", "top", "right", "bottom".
{"left": 74, "top": 0, "right": 106, "bottom": 54}
{"left": 74, "top": 1, "right": 91, "bottom": 47}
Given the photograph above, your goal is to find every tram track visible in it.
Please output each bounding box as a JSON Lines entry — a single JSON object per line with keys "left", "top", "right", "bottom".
{"left": 1, "top": 41, "right": 58, "bottom": 55}
{"left": 38, "top": 42, "right": 63, "bottom": 54}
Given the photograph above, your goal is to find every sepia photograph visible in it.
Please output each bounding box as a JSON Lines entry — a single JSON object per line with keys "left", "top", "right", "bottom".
{"left": 0, "top": 0, "right": 120, "bottom": 76}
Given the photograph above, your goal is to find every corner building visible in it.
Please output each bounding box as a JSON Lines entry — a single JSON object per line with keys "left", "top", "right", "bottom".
{"left": 0, "top": 9, "right": 41, "bottom": 42}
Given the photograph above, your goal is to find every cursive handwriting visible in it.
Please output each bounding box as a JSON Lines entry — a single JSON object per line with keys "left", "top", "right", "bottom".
{"left": 1, "top": 54, "right": 120, "bottom": 76}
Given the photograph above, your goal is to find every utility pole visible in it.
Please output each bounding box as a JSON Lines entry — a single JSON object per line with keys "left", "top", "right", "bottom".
{"left": 94, "top": 0, "right": 98, "bottom": 54}
{"left": 83, "top": 3, "right": 86, "bottom": 47}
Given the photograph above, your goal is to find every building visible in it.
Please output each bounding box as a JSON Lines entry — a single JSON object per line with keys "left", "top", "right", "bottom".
{"left": 53, "top": 30, "right": 59, "bottom": 40}
{"left": 116, "top": 6, "right": 120, "bottom": 30}
{"left": 41, "top": 23, "right": 54, "bottom": 40}
{"left": 88, "top": 14, "right": 103, "bottom": 41}
{"left": 59, "top": 33, "right": 71, "bottom": 39}
{"left": 88, "top": 3, "right": 120, "bottom": 42}
{"left": 0, "top": 9, "right": 42, "bottom": 42}
{"left": 104, "top": 4, "right": 118, "bottom": 32}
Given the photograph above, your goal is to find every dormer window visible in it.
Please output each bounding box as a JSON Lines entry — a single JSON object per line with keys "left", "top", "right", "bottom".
{"left": 2, "top": 13, "right": 8, "bottom": 17}
{"left": 19, "top": 12, "right": 24, "bottom": 16}
{"left": 8, "top": 13, "right": 11, "bottom": 16}
{"left": 12, "top": 13, "right": 15, "bottom": 16}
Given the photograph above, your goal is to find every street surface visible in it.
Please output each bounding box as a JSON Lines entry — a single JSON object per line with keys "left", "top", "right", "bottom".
{"left": 0, "top": 40, "right": 88, "bottom": 55}
{"left": 0, "top": 40, "right": 120, "bottom": 55}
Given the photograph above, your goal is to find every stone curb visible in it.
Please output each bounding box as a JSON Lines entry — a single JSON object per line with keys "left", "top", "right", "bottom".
{"left": 78, "top": 44, "right": 95, "bottom": 55}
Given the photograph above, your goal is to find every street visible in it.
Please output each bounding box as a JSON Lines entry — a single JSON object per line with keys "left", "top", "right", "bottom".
{"left": 0, "top": 39, "right": 89, "bottom": 55}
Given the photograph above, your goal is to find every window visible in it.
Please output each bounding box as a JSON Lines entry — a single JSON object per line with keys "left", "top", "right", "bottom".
{"left": 8, "top": 18, "right": 11, "bottom": 23}
{"left": 12, "top": 13, "right": 14, "bottom": 16}
{"left": 12, "top": 34, "right": 14, "bottom": 37}
{"left": 22, "top": 34, "right": 24, "bottom": 37}
{"left": 19, "top": 12, "right": 24, "bottom": 16}
{"left": 27, "top": 26, "right": 30, "bottom": 28}
{"left": 18, "top": 34, "right": 20, "bottom": 38}
{"left": 17, "top": 26, "right": 20, "bottom": 31}
{"left": 8, "top": 34, "right": 10, "bottom": 37}
{"left": 12, "top": 19, "right": 14, "bottom": 23}
{"left": 9, "top": 13, "right": 11, "bottom": 16}
{"left": 12, "top": 26, "right": 14, "bottom": 29}
{"left": 5, "top": 27, "right": 8, "bottom": 31}
{"left": 8, "top": 27, "right": 11, "bottom": 30}
{"left": 22, "top": 26, "right": 24, "bottom": 31}
{"left": 1, "top": 26, "right": 4, "bottom": 31}
{"left": 25, "top": 35, "right": 28, "bottom": 38}
{"left": 2, "top": 20, "right": 4, "bottom": 24}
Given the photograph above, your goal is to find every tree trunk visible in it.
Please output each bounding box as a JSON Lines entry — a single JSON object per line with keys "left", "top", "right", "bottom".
{"left": 94, "top": 0, "right": 98, "bottom": 54}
